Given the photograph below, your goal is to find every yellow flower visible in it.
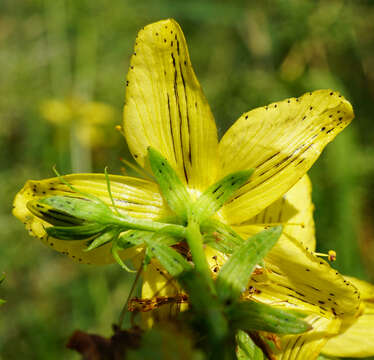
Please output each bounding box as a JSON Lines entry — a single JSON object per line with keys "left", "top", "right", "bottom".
{"left": 12, "top": 19, "right": 372, "bottom": 358}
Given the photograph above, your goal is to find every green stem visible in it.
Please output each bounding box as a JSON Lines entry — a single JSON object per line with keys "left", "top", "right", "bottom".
{"left": 112, "top": 215, "right": 186, "bottom": 238}
{"left": 185, "top": 218, "right": 215, "bottom": 294}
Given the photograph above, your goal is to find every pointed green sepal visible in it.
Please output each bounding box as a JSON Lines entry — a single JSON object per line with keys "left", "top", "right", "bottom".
{"left": 144, "top": 236, "right": 192, "bottom": 277}
{"left": 192, "top": 170, "right": 253, "bottom": 222}
{"left": 27, "top": 195, "right": 117, "bottom": 226}
{"left": 201, "top": 219, "right": 244, "bottom": 254}
{"left": 148, "top": 147, "right": 192, "bottom": 221}
{"left": 117, "top": 230, "right": 151, "bottom": 249}
{"left": 85, "top": 227, "right": 120, "bottom": 251}
{"left": 216, "top": 226, "right": 282, "bottom": 302}
{"left": 228, "top": 301, "right": 311, "bottom": 335}
{"left": 45, "top": 223, "right": 107, "bottom": 240}
{"left": 236, "top": 330, "right": 265, "bottom": 360}
{"left": 111, "top": 236, "right": 137, "bottom": 273}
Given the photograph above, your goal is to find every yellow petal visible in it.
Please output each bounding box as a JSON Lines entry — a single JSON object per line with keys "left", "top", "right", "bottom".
{"left": 141, "top": 259, "right": 184, "bottom": 328}
{"left": 238, "top": 231, "right": 361, "bottom": 324}
{"left": 274, "top": 315, "right": 340, "bottom": 360}
{"left": 322, "top": 302, "right": 374, "bottom": 358}
{"left": 233, "top": 175, "right": 316, "bottom": 251}
{"left": 123, "top": 19, "right": 218, "bottom": 190}
{"left": 343, "top": 275, "right": 374, "bottom": 301}
{"left": 219, "top": 90, "right": 354, "bottom": 223}
{"left": 13, "top": 174, "right": 169, "bottom": 264}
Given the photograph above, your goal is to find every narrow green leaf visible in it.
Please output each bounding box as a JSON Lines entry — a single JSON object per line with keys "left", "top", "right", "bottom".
{"left": 148, "top": 147, "right": 192, "bottom": 221}
{"left": 145, "top": 237, "right": 192, "bottom": 277}
{"left": 236, "top": 330, "right": 264, "bottom": 360}
{"left": 192, "top": 170, "right": 253, "bottom": 222}
{"left": 46, "top": 223, "right": 107, "bottom": 240}
{"left": 228, "top": 301, "right": 311, "bottom": 335}
{"left": 216, "top": 226, "right": 282, "bottom": 302}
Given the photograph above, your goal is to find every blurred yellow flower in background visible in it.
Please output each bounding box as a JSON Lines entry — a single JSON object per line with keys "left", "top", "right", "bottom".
{"left": 40, "top": 96, "right": 116, "bottom": 147}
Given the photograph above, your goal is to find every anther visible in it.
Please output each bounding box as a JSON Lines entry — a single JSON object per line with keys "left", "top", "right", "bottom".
{"left": 313, "top": 250, "right": 337, "bottom": 262}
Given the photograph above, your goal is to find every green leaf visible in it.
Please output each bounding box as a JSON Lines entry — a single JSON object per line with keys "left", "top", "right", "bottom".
{"left": 145, "top": 237, "right": 192, "bottom": 277}
{"left": 228, "top": 301, "right": 311, "bottom": 335}
{"left": 46, "top": 223, "right": 107, "bottom": 240}
{"left": 216, "top": 226, "right": 282, "bottom": 302}
{"left": 236, "top": 330, "right": 264, "bottom": 360}
{"left": 192, "top": 170, "right": 253, "bottom": 222}
{"left": 317, "top": 355, "right": 341, "bottom": 360}
{"left": 201, "top": 219, "right": 244, "bottom": 254}
{"left": 148, "top": 147, "right": 192, "bottom": 221}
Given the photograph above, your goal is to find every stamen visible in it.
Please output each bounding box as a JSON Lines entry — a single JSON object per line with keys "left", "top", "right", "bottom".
{"left": 313, "top": 250, "right": 337, "bottom": 262}
{"left": 263, "top": 222, "right": 305, "bottom": 228}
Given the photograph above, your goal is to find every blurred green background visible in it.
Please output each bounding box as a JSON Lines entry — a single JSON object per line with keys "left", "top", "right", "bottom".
{"left": 1, "top": 0, "right": 374, "bottom": 358}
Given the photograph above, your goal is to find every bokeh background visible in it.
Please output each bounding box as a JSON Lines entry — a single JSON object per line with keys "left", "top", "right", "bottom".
{"left": 1, "top": 0, "right": 374, "bottom": 358}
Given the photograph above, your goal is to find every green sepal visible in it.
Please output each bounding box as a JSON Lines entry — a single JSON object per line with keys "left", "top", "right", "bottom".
{"left": 28, "top": 196, "right": 117, "bottom": 226}
{"left": 192, "top": 170, "right": 253, "bottom": 222}
{"left": 236, "top": 330, "right": 264, "bottom": 360}
{"left": 216, "top": 226, "right": 282, "bottom": 302}
{"left": 27, "top": 198, "right": 84, "bottom": 226}
{"left": 85, "top": 227, "right": 120, "bottom": 251}
{"left": 201, "top": 219, "right": 244, "bottom": 254}
{"left": 45, "top": 223, "right": 107, "bottom": 240}
{"left": 148, "top": 147, "right": 192, "bottom": 221}
{"left": 117, "top": 230, "right": 151, "bottom": 250}
{"left": 227, "top": 301, "right": 311, "bottom": 335}
{"left": 111, "top": 236, "right": 136, "bottom": 272}
{"left": 144, "top": 237, "right": 192, "bottom": 277}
